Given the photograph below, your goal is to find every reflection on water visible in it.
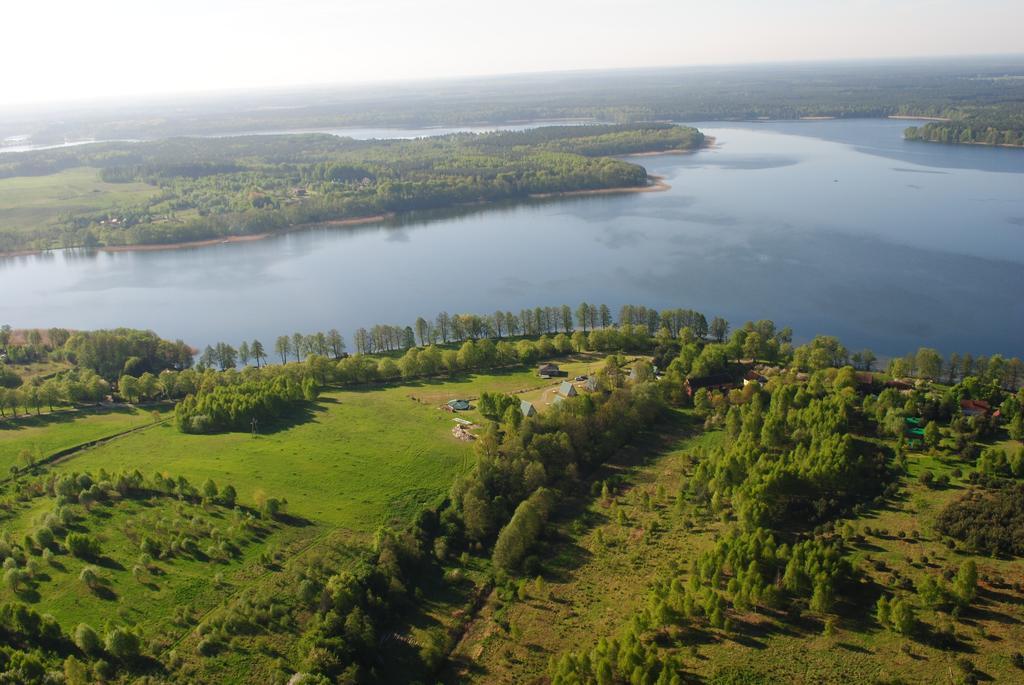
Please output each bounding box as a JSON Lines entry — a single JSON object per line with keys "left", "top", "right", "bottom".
{"left": 3, "top": 119, "right": 1022, "bottom": 357}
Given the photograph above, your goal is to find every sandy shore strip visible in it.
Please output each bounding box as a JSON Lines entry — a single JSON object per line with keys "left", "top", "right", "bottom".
{"left": 100, "top": 213, "right": 395, "bottom": 253}
{"left": 888, "top": 115, "right": 953, "bottom": 122}
{"left": 621, "top": 135, "right": 717, "bottom": 157}
{"left": 529, "top": 174, "right": 670, "bottom": 199}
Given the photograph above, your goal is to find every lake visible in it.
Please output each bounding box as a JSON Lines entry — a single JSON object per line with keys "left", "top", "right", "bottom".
{"left": 3, "top": 119, "right": 1022, "bottom": 358}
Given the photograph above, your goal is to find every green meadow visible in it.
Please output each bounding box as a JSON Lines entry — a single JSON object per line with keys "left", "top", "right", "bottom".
{"left": 0, "top": 492, "right": 315, "bottom": 652}
{"left": 42, "top": 361, "right": 602, "bottom": 528}
{"left": 0, "top": 405, "right": 172, "bottom": 475}
{"left": 0, "top": 167, "right": 158, "bottom": 241}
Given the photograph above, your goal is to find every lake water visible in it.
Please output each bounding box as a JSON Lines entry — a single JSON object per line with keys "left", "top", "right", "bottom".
{"left": 3, "top": 119, "right": 1022, "bottom": 357}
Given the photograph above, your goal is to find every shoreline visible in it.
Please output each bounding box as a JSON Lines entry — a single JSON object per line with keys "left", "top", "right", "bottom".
{"left": 621, "top": 135, "right": 717, "bottom": 157}
{"left": 888, "top": 115, "right": 952, "bottom": 122}
{"left": 96, "top": 213, "right": 397, "bottom": 254}
{"left": 529, "top": 174, "right": 670, "bottom": 199}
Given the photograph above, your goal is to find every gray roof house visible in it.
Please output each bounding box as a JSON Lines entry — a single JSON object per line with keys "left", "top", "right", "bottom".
{"left": 558, "top": 381, "right": 577, "bottom": 397}
{"left": 520, "top": 400, "right": 537, "bottom": 417}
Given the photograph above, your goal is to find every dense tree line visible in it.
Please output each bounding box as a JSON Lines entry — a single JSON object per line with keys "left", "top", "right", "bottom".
{"left": 64, "top": 328, "right": 193, "bottom": 380}
{"left": 888, "top": 347, "right": 1023, "bottom": 389}
{"left": 905, "top": 123, "right": 1023, "bottom": 147}
{"left": 175, "top": 374, "right": 314, "bottom": 433}
{"left": 936, "top": 484, "right": 1024, "bottom": 556}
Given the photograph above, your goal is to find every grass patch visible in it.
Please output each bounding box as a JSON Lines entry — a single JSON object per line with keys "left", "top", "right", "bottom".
{"left": 0, "top": 404, "right": 171, "bottom": 475}
{"left": 0, "top": 167, "right": 158, "bottom": 242}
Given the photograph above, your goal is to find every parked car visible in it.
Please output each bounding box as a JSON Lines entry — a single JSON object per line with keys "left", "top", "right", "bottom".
{"left": 574, "top": 375, "right": 588, "bottom": 381}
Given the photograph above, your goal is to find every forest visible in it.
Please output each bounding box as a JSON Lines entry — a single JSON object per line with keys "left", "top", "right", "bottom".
{"left": 0, "top": 124, "right": 702, "bottom": 253}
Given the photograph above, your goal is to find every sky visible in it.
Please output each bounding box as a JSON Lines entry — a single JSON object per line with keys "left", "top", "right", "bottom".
{"left": 4, "top": 0, "right": 1023, "bottom": 106}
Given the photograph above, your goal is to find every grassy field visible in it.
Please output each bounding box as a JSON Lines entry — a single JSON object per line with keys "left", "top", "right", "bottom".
{"left": 0, "top": 166, "right": 157, "bottom": 241}
{"left": 0, "top": 404, "right": 171, "bottom": 475}
{"left": 0, "top": 484, "right": 320, "bottom": 660}
{"left": 44, "top": 361, "right": 601, "bottom": 529}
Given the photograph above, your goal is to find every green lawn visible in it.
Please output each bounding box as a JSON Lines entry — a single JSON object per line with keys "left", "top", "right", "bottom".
{"left": 48, "top": 382, "right": 485, "bottom": 529}
{"left": 0, "top": 404, "right": 171, "bottom": 475}
{"left": 0, "top": 166, "right": 158, "bottom": 239}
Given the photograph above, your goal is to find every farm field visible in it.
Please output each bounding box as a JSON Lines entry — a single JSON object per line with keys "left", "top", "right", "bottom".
{"left": 0, "top": 404, "right": 172, "bottom": 475}
{"left": 0, "top": 167, "right": 158, "bottom": 241}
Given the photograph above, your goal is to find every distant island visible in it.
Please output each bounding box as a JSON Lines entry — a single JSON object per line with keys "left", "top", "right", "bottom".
{"left": 905, "top": 121, "right": 1024, "bottom": 147}
{"left": 0, "top": 124, "right": 704, "bottom": 255}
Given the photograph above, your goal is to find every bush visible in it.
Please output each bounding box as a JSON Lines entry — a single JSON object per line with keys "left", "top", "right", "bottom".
{"left": 105, "top": 627, "right": 140, "bottom": 661}
{"left": 65, "top": 532, "right": 101, "bottom": 559}
{"left": 74, "top": 623, "right": 101, "bottom": 655}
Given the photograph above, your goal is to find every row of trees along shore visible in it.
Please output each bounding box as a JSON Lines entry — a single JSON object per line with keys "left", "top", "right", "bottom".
{"left": 2, "top": 304, "right": 1022, "bottom": 420}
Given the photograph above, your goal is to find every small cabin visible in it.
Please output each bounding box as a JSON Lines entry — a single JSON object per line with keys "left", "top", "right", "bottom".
{"left": 558, "top": 381, "right": 577, "bottom": 397}
{"left": 520, "top": 400, "right": 537, "bottom": 417}
{"left": 683, "top": 373, "right": 735, "bottom": 398}
{"left": 538, "top": 363, "right": 562, "bottom": 378}
{"left": 960, "top": 399, "right": 991, "bottom": 417}
{"left": 744, "top": 370, "right": 768, "bottom": 386}
{"left": 585, "top": 376, "right": 600, "bottom": 392}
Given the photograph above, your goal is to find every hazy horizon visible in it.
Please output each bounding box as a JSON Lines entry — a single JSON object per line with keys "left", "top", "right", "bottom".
{"left": 5, "top": 0, "right": 1024, "bottom": 108}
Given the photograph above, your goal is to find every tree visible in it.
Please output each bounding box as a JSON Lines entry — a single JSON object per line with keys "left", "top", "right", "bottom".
{"left": 119, "top": 375, "right": 139, "bottom": 403}
{"left": 275, "top": 336, "right": 292, "bottom": 364}
{"left": 560, "top": 304, "right": 573, "bottom": 333}
{"left": 251, "top": 339, "right": 265, "bottom": 367}
{"left": 890, "top": 598, "right": 916, "bottom": 635}
{"left": 876, "top": 596, "right": 891, "bottom": 627}
{"left": 575, "top": 303, "right": 590, "bottom": 333}
{"left": 292, "top": 333, "right": 305, "bottom": 361}
{"left": 915, "top": 347, "right": 943, "bottom": 381}
{"left": 710, "top": 317, "right": 729, "bottom": 342}
{"left": 599, "top": 304, "right": 612, "bottom": 328}
{"left": 415, "top": 317, "right": 430, "bottom": 346}
{"left": 238, "top": 341, "right": 251, "bottom": 366}
{"left": 953, "top": 560, "right": 977, "bottom": 608}
{"left": 327, "top": 329, "right": 346, "bottom": 359}
{"left": 923, "top": 421, "right": 941, "bottom": 449}
{"left": 220, "top": 484, "right": 237, "bottom": 508}
{"left": 435, "top": 311, "right": 451, "bottom": 343}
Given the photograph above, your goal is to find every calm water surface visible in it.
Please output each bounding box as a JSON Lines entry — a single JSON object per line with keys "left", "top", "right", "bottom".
{"left": 3, "top": 119, "right": 1022, "bottom": 357}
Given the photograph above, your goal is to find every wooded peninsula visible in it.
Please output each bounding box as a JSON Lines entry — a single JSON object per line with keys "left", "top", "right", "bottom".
{"left": 0, "top": 124, "right": 703, "bottom": 254}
